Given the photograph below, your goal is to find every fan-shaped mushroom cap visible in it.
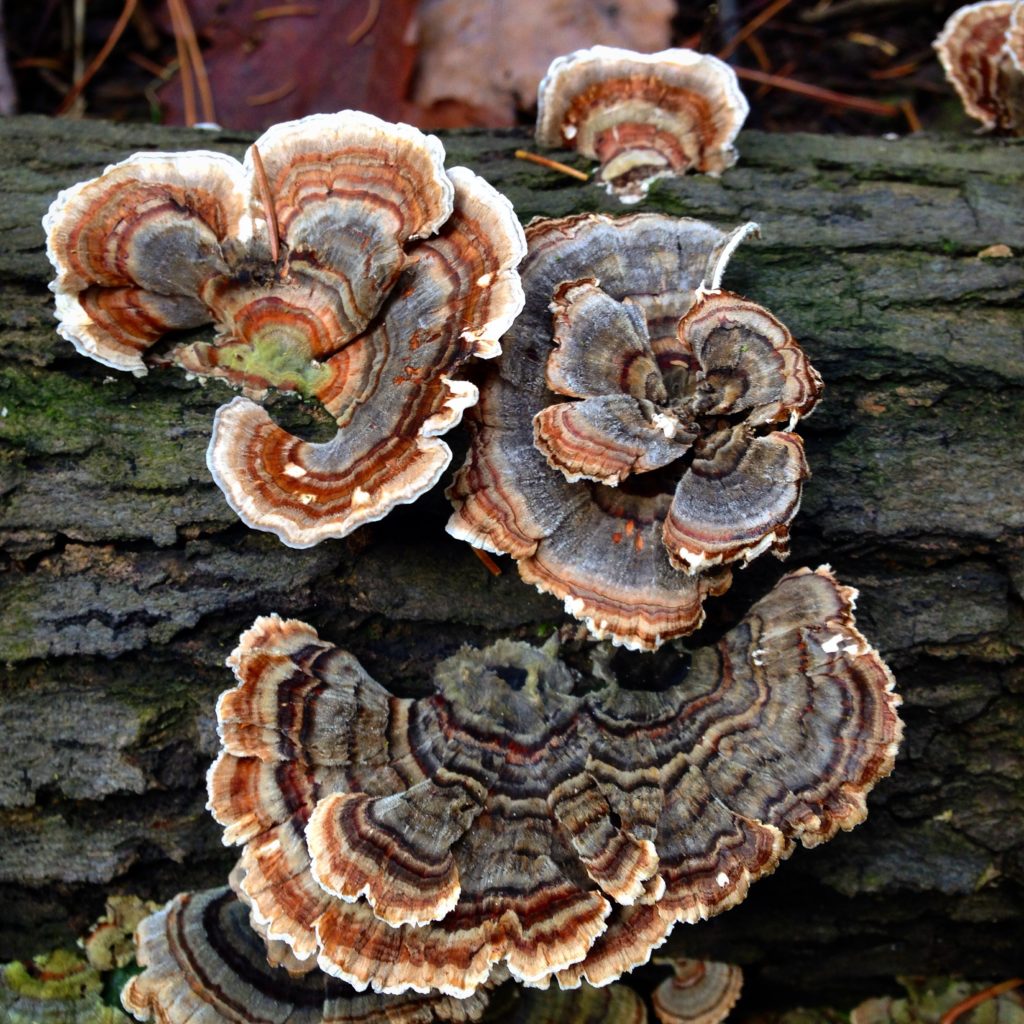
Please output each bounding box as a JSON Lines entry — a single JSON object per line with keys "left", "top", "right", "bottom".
{"left": 557, "top": 566, "right": 900, "bottom": 987}
{"left": 934, "top": 0, "right": 1024, "bottom": 132}
{"left": 209, "top": 569, "right": 899, "bottom": 994}
{"left": 447, "top": 213, "right": 820, "bottom": 650}
{"left": 207, "top": 166, "right": 525, "bottom": 547}
{"left": 0, "top": 948, "right": 123, "bottom": 1024}
{"left": 44, "top": 113, "right": 526, "bottom": 546}
{"left": 43, "top": 151, "right": 248, "bottom": 373}
{"left": 651, "top": 959, "right": 743, "bottom": 1024}
{"left": 121, "top": 887, "right": 490, "bottom": 1024}
{"left": 536, "top": 47, "right": 748, "bottom": 202}
{"left": 81, "top": 895, "right": 160, "bottom": 972}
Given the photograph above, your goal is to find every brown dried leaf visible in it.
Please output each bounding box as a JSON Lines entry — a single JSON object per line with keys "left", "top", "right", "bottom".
{"left": 412, "top": 0, "right": 674, "bottom": 127}
{"left": 157, "top": 0, "right": 418, "bottom": 130}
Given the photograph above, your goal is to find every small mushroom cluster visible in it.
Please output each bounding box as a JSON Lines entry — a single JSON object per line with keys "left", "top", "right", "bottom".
{"left": 198, "top": 565, "right": 899, "bottom": 999}
{"left": 44, "top": 111, "right": 526, "bottom": 547}
{"left": 448, "top": 212, "right": 822, "bottom": 650}
{"left": 536, "top": 46, "right": 749, "bottom": 202}
{"left": 935, "top": 0, "right": 1024, "bottom": 133}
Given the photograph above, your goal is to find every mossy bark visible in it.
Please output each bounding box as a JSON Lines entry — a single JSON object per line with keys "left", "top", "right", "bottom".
{"left": 1, "top": 116, "right": 1022, "bottom": 1003}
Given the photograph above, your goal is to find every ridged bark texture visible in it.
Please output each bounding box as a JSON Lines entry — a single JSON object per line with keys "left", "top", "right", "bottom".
{"left": 0, "top": 116, "right": 1021, "bottom": 1003}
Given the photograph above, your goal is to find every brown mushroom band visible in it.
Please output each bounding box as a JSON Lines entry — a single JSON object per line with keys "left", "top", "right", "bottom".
{"left": 934, "top": 1, "right": 1024, "bottom": 133}
{"left": 536, "top": 46, "right": 750, "bottom": 202}
{"left": 447, "top": 213, "right": 822, "bottom": 651}
{"left": 206, "top": 566, "right": 900, "bottom": 997}
{"left": 44, "top": 112, "right": 526, "bottom": 547}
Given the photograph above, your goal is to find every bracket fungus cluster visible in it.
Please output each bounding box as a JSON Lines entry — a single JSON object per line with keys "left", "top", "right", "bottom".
{"left": 119, "top": 882, "right": 657, "bottom": 1024}
{"left": 448, "top": 212, "right": 822, "bottom": 650}
{"left": 0, "top": 948, "right": 124, "bottom": 1024}
{"left": 43, "top": 111, "right": 526, "bottom": 546}
{"left": 203, "top": 566, "right": 899, "bottom": 1000}
{"left": 536, "top": 47, "right": 749, "bottom": 202}
{"left": 935, "top": 0, "right": 1024, "bottom": 133}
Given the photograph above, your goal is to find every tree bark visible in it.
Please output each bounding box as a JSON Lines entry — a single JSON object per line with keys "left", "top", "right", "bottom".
{"left": 1, "top": 115, "right": 1022, "bottom": 1005}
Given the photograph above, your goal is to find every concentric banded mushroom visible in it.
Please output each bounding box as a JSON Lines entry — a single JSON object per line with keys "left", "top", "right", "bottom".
{"left": 81, "top": 895, "right": 160, "bottom": 972}
{"left": 44, "top": 111, "right": 526, "bottom": 546}
{"left": 0, "top": 948, "right": 123, "bottom": 1024}
{"left": 934, "top": 0, "right": 1024, "bottom": 132}
{"left": 651, "top": 959, "right": 743, "bottom": 1024}
{"left": 447, "top": 213, "right": 822, "bottom": 650}
{"left": 121, "top": 886, "right": 490, "bottom": 1024}
{"left": 208, "top": 565, "right": 900, "bottom": 994}
{"left": 536, "top": 47, "right": 749, "bottom": 202}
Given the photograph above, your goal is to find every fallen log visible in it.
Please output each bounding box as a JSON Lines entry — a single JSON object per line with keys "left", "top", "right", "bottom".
{"left": 0, "top": 115, "right": 1021, "bottom": 1004}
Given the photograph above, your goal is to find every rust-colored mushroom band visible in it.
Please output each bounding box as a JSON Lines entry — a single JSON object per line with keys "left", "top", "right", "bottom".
{"left": 202, "top": 566, "right": 899, "bottom": 998}
{"left": 447, "top": 212, "right": 822, "bottom": 650}
{"left": 44, "top": 111, "right": 526, "bottom": 546}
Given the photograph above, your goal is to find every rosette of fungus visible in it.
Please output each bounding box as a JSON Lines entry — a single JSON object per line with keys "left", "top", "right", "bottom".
{"left": 447, "top": 213, "right": 822, "bottom": 650}
{"left": 0, "top": 949, "right": 122, "bottom": 1024}
{"left": 121, "top": 886, "right": 491, "bottom": 1024}
{"left": 934, "top": 0, "right": 1024, "bottom": 133}
{"left": 81, "top": 895, "right": 160, "bottom": 972}
{"left": 207, "top": 565, "right": 900, "bottom": 995}
{"left": 651, "top": 959, "right": 743, "bottom": 1024}
{"left": 44, "top": 111, "right": 526, "bottom": 546}
{"left": 536, "top": 47, "right": 749, "bottom": 202}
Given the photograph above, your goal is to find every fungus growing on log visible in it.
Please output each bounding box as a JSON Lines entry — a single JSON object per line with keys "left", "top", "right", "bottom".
{"left": 121, "top": 886, "right": 491, "bottom": 1024}
{"left": 81, "top": 895, "right": 160, "bottom": 972}
{"left": 44, "top": 111, "right": 526, "bottom": 547}
{"left": 651, "top": 959, "right": 743, "bottom": 1024}
{"left": 208, "top": 565, "right": 899, "bottom": 994}
{"left": 0, "top": 948, "right": 123, "bottom": 1024}
{"left": 934, "top": 0, "right": 1024, "bottom": 133}
{"left": 536, "top": 47, "right": 749, "bottom": 202}
{"left": 447, "top": 213, "right": 822, "bottom": 650}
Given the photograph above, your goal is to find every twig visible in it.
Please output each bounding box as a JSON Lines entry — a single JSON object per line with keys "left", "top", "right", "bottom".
{"left": 939, "top": 979, "right": 1024, "bottom": 1024}
{"left": 719, "top": 0, "right": 795, "bottom": 61}
{"left": 745, "top": 33, "right": 773, "bottom": 73}
{"left": 169, "top": 0, "right": 215, "bottom": 124}
{"left": 250, "top": 145, "right": 280, "bottom": 265}
{"left": 347, "top": 0, "right": 380, "bottom": 44}
{"left": 801, "top": 0, "right": 913, "bottom": 23}
{"left": 253, "top": 4, "right": 319, "bottom": 19}
{"left": 166, "top": 0, "right": 196, "bottom": 125}
{"left": 734, "top": 65, "right": 900, "bottom": 116}
{"left": 514, "top": 149, "right": 590, "bottom": 181}
{"left": 869, "top": 60, "right": 920, "bottom": 80}
{"left": 57, "top": 0, "right": 138, "bottom": 115}
{"left": 757, "top": 57, "right": 797, "bottom": 96}
{"left": 246, "top": 79, "right": 297, "bottom": 106}
{"left": 127, "top": 51, "right": 169, "bottom": 78}
{"left": 900, "top": 99, "right": 922, "bottom": 133}
{"left": 471, "top": 547, "right": 502, "bottom": 577}
{"left": 847, "top": 30, "right": 898, "bottom": 57}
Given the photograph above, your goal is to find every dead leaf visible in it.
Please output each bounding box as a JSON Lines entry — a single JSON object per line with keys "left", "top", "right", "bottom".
{"left": 411, "top": 0, "right": 674, "bottom": 127}
{"left": 157, "top": 0, "right": 417, "bottom": 130}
